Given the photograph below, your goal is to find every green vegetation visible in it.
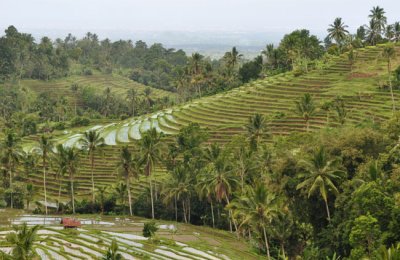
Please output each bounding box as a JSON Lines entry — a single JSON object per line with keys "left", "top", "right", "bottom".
{"left": 1, "top": 4, "right": 400, "bottom": 260}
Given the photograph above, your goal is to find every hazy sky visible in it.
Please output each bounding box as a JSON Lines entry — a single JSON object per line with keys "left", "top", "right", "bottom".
{"left": 1, "top": 0, "right": 400, "bottom": 43}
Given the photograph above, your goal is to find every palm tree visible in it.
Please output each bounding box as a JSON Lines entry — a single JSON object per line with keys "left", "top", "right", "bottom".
{"left": 116, "top": 146, "right": 137, "bottom": 216}
{"left": 245, "top": 113, "right": 268, "bottom": 149}
{"left": 140, "top": 128, "right": 164, "bottom": 219}
{"left": 64, "top": 147, "right": 80, "bottom": 214}
{"left": 334, "top": 97, "right": 348, "bottom": 125}
{"left": 70, "top": 83, "right": 79, "bottom": 116}
{"left": 228, "top": 184, "right": 278, "bottom": 259}
{"left": 386, "top": 25, "right": 395, "bottom": 42}
{"left": 296, "top": 147, "right": 345, "bottom": 222}
{"left": 366, "top": 19, "right": 380, "bottom": 45}
{"left": 114, "top": 181, "right": 127, "bottom": 214}
{"left": 382, "top": 45, "right": 397, "bottom": 112}
{"left": 369, "top": 6, "right": 387, "bottom": 35}
{"left": 223, "top": 47, "right": 243, "bottom": 75}
{"left": 347, "top": 49, "right": 357, "bottom": 74}
{"left": 126, "top": 88, "right": 138, "bottom": 117}
{"left": 52, "top": 144, "right": 67, "bottom": 210}
{"left": 37, "top": 134, "right": 53, "bottom": 215}
{"left": 80, "top": 130, "right": 104, "bottom": 204}
{"left": 295, "top": 93, "right": 316, "bottom": 132}
{"left": 327, "top": 17, "right": 349, "bottom": 48}
{"left": 394, "top": 22, "right": 400, "bottom": 42}
{"left": 102, "top": 240, "right": 122, "bottom": 260}
{"left": 25, "top": 184, "right": 36, "bottom": 210}
{"left": 5, "top": 223, "right": 40, "bottom": 260}
{"left": 0, "top": 131, "right": 21, "bottom": 209}
{"left": 97, "top": 186, "right": 108, "bottom": 214}
{"left": 196, "top": 163, "right": 222, "bottom": 228}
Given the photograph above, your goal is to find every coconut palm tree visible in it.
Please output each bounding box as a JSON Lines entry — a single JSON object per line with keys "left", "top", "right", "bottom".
{"left": 245, "top": 113, "right": 268, "bottom": 149}
{"left": 52, "top": 144, "right": 67, "bottom": 210}
{"left": 114, "top": 181, "right": 127, "bottom": 213}
{"left": 116, "top": 146, "right": 136, "bottom": 216}
{"left": 126, "top": 88, "right": 138, "bottom": 117}
{"left": 139, "top": 128, "right": 164, "bottom": 219}
{"left": 25, "top": 184, "right": 36, "bottom": 210}
{"left": 64, "top": 147, "right": 80, "bottom": 214}
{"left": 0, "top": 131, "right": 21, "bottom": 209}
{"left": 366, "top": 19, "right": 380, "bottom": 45}
{"left": 369, "top": 6, "right": 387, "bottom": 35}
{"left": 5, "top": 223, "right": 40, "bottom": 260}
{"left": 223, "top": 47, "right": 243, "bottom": 75}
{"left": 394, "top": 22, "right": 400, "bottom": 42}
{"left": 228, "top": 184, "right": 278, "bottom": 260}
{"left": 296, "top": 147, "right": 345, "bottom": 222}
{"left": 334, "top": 97, "right": 348, "bottom": 125}
{"left": 102, "top": 240, "right": 122, "bottom": 260}
{"left": 385, "top": 25, "right": 395, "bottom": 42}
{"left": 97, "top": 186, "right": 108, "bottom": 214}
{"left": 80, "top": 130, "right": 104, "bottom": 204}
{"left": 37, "top": 134, "right": 53, "bottom": 215}
{"left": 327, "top": 17, "right": 349, "bottom": 48}
{"left": 70, "top": 83, "right": 79, "bottom": 116}
{"left": 295, "top": 93, "right": 316, "bottom": 132}
{"left": 382, "top": 45, "right": 397, "bottom": 112}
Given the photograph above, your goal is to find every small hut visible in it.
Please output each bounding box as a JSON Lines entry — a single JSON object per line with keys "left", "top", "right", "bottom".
{"left": 61, "top": 218, "right": 81, "bottom": 229}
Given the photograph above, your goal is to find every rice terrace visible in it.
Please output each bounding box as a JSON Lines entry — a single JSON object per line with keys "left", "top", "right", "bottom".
{"left": 1, "top": 1, "right": 400, "bottom": 259}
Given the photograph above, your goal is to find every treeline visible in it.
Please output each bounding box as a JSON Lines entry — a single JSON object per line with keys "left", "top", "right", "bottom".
{"left": 2, "top": 112, "right": 400, "bottom": 258}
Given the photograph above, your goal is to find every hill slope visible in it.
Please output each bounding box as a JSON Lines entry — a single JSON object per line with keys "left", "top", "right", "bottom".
{"left": 22, "top": 43, "right": 400, "bottom": 200}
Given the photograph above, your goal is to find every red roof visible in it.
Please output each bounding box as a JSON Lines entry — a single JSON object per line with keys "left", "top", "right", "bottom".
{"left": 61, "top": 218, "right": 81, "bottom": 227}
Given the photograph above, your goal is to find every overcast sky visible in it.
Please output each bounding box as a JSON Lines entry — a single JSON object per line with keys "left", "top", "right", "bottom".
{"left": 1, "top": 0, "right": 399, "bottom": 42}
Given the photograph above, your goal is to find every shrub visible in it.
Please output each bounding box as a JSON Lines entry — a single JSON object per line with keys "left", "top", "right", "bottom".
{"left": 69, "top": 116, "right": 90, "bottom": 127}
{"left": 143, "top": 221, "right": 158, "bottom": 238}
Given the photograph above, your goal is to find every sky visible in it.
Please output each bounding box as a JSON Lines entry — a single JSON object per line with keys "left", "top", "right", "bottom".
{"left": 1, "top": 0, "right": 400, "bottom": 46}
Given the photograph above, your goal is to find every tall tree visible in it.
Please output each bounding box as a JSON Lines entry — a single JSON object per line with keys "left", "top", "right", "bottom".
{"left": 116, "top": 146, "right": 139, "bottom": 216}
{"left": 296, "top": 147, "right": 345, "bottom": 222}
{"left": 80, "top": 130, "right": 104, "bottom": 204}
{"left": 382, "top": 45, "right": 397, "bottom": 112}
{"left": 295, "top": 93, "right": 316, "bottom": 132}
{"left": 64, "top": 147, "right": 80, "bottom": 214}
{"left": 37, "top": 134, "right": 53, "bottom": 215}
{"left": 52, "top": 144, "right": 67, "bottom": 210}
{"left": 245, "top": 113, "right": 268, "bottom": 150}
{"left": 139, "top": 128, "right": 164, "bottom": 219}
{"left": 126, "top": 88, "right": 138, "bottom": 117}
{"left": 369, "top": 6, "right": 387, "bottom": 36}
{"left": 223, "top": 46, "right": 243, "bottom": 75}
{"left": 229, "top": 184, "right": 278, "bottom": 260}
{"left": 394, "top": 22, "right": 400, "bottom": 42}
{"left": 327, "top": 17, "right": 349, "bottom": 49}
{"left": 1, "top": 131, "right": 21, "bottom": 209}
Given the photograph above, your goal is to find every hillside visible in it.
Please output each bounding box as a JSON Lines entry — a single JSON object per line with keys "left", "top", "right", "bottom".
{"left": 20, "top": 73, "right": 177, "bottom": 111}
{"left": 21, "top": 43, "right": 400, "bottom": 200}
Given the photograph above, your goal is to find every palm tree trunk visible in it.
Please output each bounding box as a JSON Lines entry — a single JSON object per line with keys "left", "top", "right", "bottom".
{"left": 149, "top": 177, "right": 155, "bottom": 219}
{"left": 281, "top": 242, "right": 286, "bottom": 260}
{"left": 388, "top": 61, "right": 396, "bottom": 112}
{"left": 325, "top": 198, "right": 331, "bottom": 222}
{"left": 127, "top": 177, "right": 133, "bottom": 216}
{"left": 262, "top": 226, "right": 271, "bottom": 260}
{"left": 175, "top": 195, "right": 178, "bottom": 222}
{"left": 182, "top": 200, "right": 188, "bottom": 223}
{"left": 306, "top": 120, "right": 310, "bottom": 132}
{"left": 9, "top": 167, "right": 13, "bottom": 209}
{"left": 211, "top": 201, "right": 215, "bottom": 228}
{"left": 90, "top": 154, "right": 96, "bottom": 204}
{"left": 70, "top": 176, "right": 75, "bottom": 214}
{"left": 225, "top": 195, "right": 239, "bottom": 238}
{"left": 43, "top": 156, "right": 48, "bottom": 215}
{"left": 58, "top": 179, "right": 62, "bottom": 212}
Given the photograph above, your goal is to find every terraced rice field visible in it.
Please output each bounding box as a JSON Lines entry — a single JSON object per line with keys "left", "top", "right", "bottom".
{"left": 22, "top": 44, "right": 400, "bottom": 201}
{"left": 0, "top": 213, "right": 260, "bottom": 259}
{"left": 21, "top": 74, "right": 177, "bottom": 110}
